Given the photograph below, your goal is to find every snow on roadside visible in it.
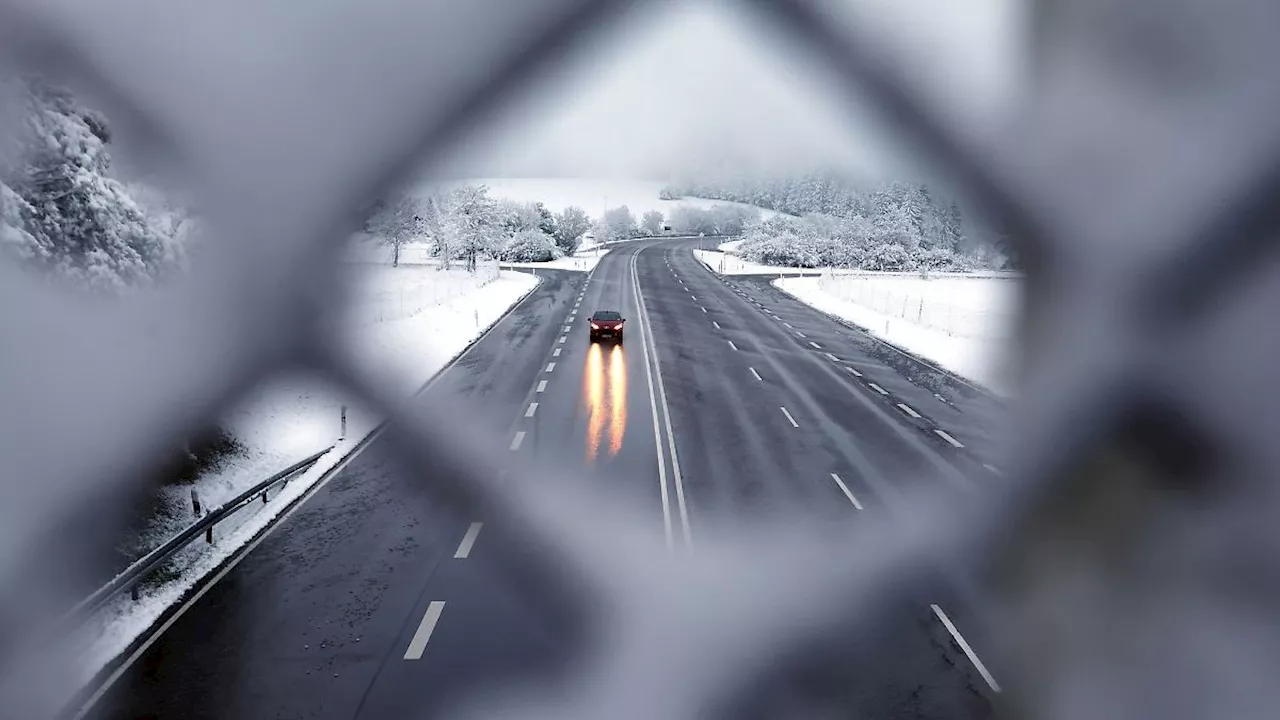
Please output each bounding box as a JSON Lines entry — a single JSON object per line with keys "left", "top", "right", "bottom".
{"left": 501, "top": 248, "right": 610, "bottom": 272}
{"left": 693, "top": 248, "right": 842, "bottom": 276}
{"left": 69, "top": 264, "right": 537, "bottom": 698}
{"left": 774, "top": 275, "right": 1016, "bottom": 395}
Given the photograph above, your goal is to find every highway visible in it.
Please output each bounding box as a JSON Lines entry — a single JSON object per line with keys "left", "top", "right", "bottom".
{"left": 87, "top": 237, "right": 1006, "bottom": 719}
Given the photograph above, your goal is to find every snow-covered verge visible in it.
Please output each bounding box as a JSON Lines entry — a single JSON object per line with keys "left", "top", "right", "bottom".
{"left": 694, "top": 248, "right": 840, "bottom": 276}
{"left": 502, "top": 247, "right": 610, "bottom": 272}
{"left": 454, "top": 177, "right": 779, "bottom": 220}
{"left": 774, "top": 275, "right": 1020, "bottom": 396}
{"left": 68, "top": 264, "right": 538, "bottom": 698}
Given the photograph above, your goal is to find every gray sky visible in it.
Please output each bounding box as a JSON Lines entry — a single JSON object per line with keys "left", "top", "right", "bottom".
{"left": 460, "top": 0, "right": 1022, "bottom": 181}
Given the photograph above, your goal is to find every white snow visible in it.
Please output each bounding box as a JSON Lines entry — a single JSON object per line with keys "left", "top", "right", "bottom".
{"left": 440, "top": 177, "right": 776, "bottom": 221}
{"left": 774, "top": 274, "right": 1020, "bottom": 396}
{"left": 70, "top": 261, "right": 537, "bottom": 700}
{"left": 501, "top": 248, "right": 611, "bottom": 272}
{"left": 693, "top": 248, "right": 843, "bottom": 276}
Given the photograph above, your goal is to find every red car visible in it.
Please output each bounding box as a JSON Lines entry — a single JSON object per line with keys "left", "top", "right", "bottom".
{"left": 588, "top": 310, "right": 625, "bottom": 343}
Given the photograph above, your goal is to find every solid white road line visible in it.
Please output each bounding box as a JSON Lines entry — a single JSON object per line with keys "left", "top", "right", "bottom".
{"left": 749, "top": 367, "right": 762, "bottom": 382}
{"left": 629, "top": 251, "right": 678, "bottom": 548}
{"left": 454, "top": 522, "right": 483, "bottom": 559}
{"left": 553, "top": 348, "right": 561, "bottom": 357}
{"left": 403, "top": 601, "right": 446, "bottom": 660}
{"left": 536, "top": 380, "right": 548, "bottom": 393}
{"left": 546, "top": 362, "right": 556, "bottom": 372}
{"left": 931, "top": 604, "right": 1000, "bottom": 693}
{"left": 868, "top": 382, "right": 888, "bottom": 395}
{"left": 712, "top": 321, "right": 721, "bottom": 330}
{"left": 728, "top": 340, "right": 739, "bottom": 351}
{"left": 935, "top": 429, "right": 965, "bottom": 448}
{"left": 829, "top": 473, "right": 863, "bottom": 510}
{"left": 509, "top": 431, "right": 526, "bottom": 451}
{"left": 824, "top": 352, "right": 839, "bottom": 362}
{"left": 983, "top": 463, "right": 1003, "bottom": 476}
{"left": 780, "top": 406, "right": 800, "bottom": 428}
{"left": 844, "top": 366, "right": 862, "bottom": 378}
{"left": 525, "top": 402, "right": 538, "bottom": 418}
{"left": 809, "top": 341, "right": 822, "bottom": 349}
{"left": 897, "top": 403, "right": 921, "bottom": 418}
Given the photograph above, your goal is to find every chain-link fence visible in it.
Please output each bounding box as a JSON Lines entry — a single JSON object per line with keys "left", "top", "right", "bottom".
{"left": 2, "top": 0, "right": 1279, "bottom": 719}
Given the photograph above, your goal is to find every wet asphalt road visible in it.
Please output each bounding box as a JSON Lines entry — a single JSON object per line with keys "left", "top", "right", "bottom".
{"left": 89, "top": 238, "right": 1008, "bottom": 720}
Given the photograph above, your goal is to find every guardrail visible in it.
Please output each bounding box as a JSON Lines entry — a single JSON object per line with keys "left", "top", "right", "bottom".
{"left": 60, "top": 446, "right": 334, "bottom": 630}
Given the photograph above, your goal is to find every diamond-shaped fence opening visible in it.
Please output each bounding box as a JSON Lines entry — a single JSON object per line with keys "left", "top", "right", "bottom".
{"left": 1, "top": 0, "right": 1279, "bottom": 718}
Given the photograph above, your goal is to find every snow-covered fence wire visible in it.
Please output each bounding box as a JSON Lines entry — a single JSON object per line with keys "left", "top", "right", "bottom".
{"left": 816, "top": 271, "right": 1017, "bottom": 340}
{"left": 2, "top": 1, "right": 1280, "bottom": 720}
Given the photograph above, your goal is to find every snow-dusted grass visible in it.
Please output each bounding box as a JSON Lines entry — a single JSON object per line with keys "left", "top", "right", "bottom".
{"left": 501, "top": 248, "right": 609, "bottom": 272}
{"left": 70, "top": 263, "right": 537, "bottom": 699}
{"left": 694, "top": 248, "right": 847, "bottom": 276}
{"left": 775, "top": 275, "right": 1019, "bottom": 395}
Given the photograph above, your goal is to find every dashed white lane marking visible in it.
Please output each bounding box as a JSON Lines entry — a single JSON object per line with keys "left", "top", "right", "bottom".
{"left": 553, "top": 348, "right": 561, "bottom": 357}
{"left": 749, "top": 367, "right": 762, "bottom": 382}
{"left": 809, "top": 341, "right": 822, "bottom": 349}
{"left": 931, "top": 604, "right": 1000, "bottom": 693}
{"left": 546, "top": 362, "right": 556, "bottom": 372}
{"left": 935, "top": 429, "right": 965, "bottom": 448}
{"left": 844, "top": 366, "right": 862, "bottom": 378}
{"left": 691, "top": 295, "right": 697, "bottom": 301}
{"left": 509, "top": 431, "right": 526, "bottom": 451}
{"left": 525, "top": 402, "right": 539, "bottom": 418}
{"left": 454, "top": 522, "right": 483, "bottom": 559}
{"left": 868, "top": 382, "right": 888, "bottom": 395}
{"left": 563, "top": 325, "right": 571, "bottom": 332}
{"left": 536, "top": 380, "right": 548, "bottom": 393}
{"left": 783, "top": 322, "right": 794, "bottom": 329}
{"left": 824, "top": 352, "right": 839, "bottom": 362}
{"left": 700, "top": 306, "right": 707, "bottom": 313}
{"left": 795, "top": 331, "right": 807, "bottom": 338}
{"left": 780, "top": 406, "right": 800, "bottom": 428}
{"left": 728, "top": 340, "right": 739, "bottom": 351}
{"left": 829, "top": 473, "right": 863, "bottom": 510}
{"left": 897, "top": 403, "right": 921, "bottom": 418}
{"left": 403, "top": 601, "right": 446, "bottom": 660}
{"left": 983, "top": 463, "right": 1003, "bottom": 476}
{"left": 712, "top": 321, "right": 721, "bottom": 330}
{"left": 558, "top": 336, "right": 566, "bottom": 344}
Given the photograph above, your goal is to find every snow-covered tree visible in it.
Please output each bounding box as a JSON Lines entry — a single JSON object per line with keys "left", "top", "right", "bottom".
{"left": 438, "top": 184, "right": 502, "bottom": 272}
{"left": 640, "top": 209, "right": 665, "bottom": 236}
{"left": 668, "top": 205, "right": 718, "bottom": 236}
{"left": 0, "top": 77, "right": 187, "bottom": 290}
{"left": 600, "top": 205, "right": 636, "bottom": 242}
{"left": 366, "top": 193, "right": 423, "bottom": 266}
{"left": 553, "top": 205, "right": 591, "bottom": 254}
{"left": 502, "top": 228, "right": 562, "bottom": 262}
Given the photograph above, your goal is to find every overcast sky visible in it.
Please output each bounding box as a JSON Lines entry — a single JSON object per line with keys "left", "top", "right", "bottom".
{"left": 458, "top": 0, "right": 1022, "bottom": 182}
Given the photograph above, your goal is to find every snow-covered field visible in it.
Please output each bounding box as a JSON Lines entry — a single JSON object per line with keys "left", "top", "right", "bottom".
{"left": 71, "top": 262, "right": 537, "bottom": 696}
{"left": 447, "top": 177, "right": 777, "bottom": 221}
{"left": 775, "top": 275, "right": 1020, "bottom": 395}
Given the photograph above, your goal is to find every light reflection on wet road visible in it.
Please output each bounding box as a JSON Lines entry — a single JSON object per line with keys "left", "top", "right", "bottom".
{"left": 584, "top": 342, "right": 626, "bottom": 463}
